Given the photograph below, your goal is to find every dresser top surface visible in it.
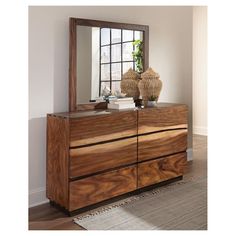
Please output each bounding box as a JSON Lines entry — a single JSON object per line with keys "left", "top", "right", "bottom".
{"left": 48, "top": 103, "right": 187, "bottom": 119}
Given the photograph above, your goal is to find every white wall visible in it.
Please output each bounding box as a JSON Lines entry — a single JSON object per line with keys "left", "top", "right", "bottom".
{"left": 193, "top": 6, "right": 208, "bottom": 135}
{"left": 29, "top": 6, "right": 193, "bottom": 207}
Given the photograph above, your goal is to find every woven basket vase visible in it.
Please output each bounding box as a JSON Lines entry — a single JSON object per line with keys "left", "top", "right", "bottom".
{"left": 138, "top": 68, "right": 163, "bottom": 106}
{"left": 120, "top": 68, "right": 141, "bottom": 100}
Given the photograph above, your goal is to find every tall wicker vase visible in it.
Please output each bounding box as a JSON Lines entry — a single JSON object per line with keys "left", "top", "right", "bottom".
{"left": 138, "top": 68, "right": 163, "bottom": 107}
{"left": 120, "top": 68, "right": 141, "bottom": 100}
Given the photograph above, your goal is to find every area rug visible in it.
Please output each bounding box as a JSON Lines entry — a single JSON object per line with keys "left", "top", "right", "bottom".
{"left": 73, "top": 176, "right": 207, "bottom": 230}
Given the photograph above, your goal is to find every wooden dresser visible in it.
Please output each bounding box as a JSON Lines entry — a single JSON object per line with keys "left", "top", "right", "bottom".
{"left": 46, "top": 103, "right": 188, "bottom": 214}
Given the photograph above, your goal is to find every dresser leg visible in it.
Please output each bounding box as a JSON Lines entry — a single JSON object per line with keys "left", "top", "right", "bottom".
{"left": 49, "top": 200, "right": 71, "bottom": 216}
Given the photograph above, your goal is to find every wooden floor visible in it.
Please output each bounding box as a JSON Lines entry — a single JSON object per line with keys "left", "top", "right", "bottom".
{"left": 29, "top": 134, "right": 207, "bottom": 230}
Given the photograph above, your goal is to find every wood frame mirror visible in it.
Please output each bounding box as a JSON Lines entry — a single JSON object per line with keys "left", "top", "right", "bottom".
{"left": 69, "top": 17, "right": 149, "bottom": 111}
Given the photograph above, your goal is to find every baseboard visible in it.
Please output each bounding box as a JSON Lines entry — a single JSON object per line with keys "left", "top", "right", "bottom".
{"left": 187, "top": 148, "right": 193, "bottom": 161}
{"left": 193, "top": 126, "right": 208, "bottom": 136}
{"left": 29, "top": 187, "right": 49, "bottom": 208}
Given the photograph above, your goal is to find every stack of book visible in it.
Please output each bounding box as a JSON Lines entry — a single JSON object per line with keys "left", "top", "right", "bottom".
{"left": 107, "top": 97, "right": 135, "bottom": 110}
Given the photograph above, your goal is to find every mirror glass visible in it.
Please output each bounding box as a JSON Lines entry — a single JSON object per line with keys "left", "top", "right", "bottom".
{"left": 76, "top": 25, "right": 143, "bottom": 103}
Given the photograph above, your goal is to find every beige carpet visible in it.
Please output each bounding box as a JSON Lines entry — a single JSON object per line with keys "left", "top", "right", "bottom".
{"left": 73, "top": 176, "right": 207, "bottom": 230}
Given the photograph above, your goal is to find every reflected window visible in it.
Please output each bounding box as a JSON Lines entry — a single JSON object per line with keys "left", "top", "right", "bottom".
{"left": 99, "top": 28, "right": 143, "bottom": 95}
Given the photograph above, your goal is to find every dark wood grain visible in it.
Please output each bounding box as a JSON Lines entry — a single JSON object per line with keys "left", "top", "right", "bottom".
{"left": 138, "top": 129, "right": 187, "bottom": 162}
{"left": 45, "top": 103, "right": 189, "bottom": 213}
{"left": 143, "top": 26, "right": 149, "bottom": 70}
{"left": 72, "top": 17, "right": 149, "bottom": 31}
{"left": 69, "top": 110, "right": 137, "bottom": 147}
{"left": 69, "top": 165, "right": 137, "bottom": 211}
{"left": 30, "top": 135, "right": 205, "bottom": 230}
{"left": 69, "top": 17, "right": 149, "bottom": 111}
{"left": 46, "top": 115, "right": 69, "bottom": 208}
{"left": 138, "top": 152, "right": 187, "bottom": 188}
{"left": 69, "top": 18, "right": 77, "bottom": 112}
{"left": 138, "top": 105, "right": 188, "bottom": 134}
{"left": 77, "top": 102, "right": 107, "bottom": 111}
{"left": 49, "top": 108, "right": 135, "bottom": 119}
{"left": 70, "top": 137, "right": 137, "bottom": 178}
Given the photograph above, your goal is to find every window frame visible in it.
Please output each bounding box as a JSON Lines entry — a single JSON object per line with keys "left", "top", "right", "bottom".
{"left": 99, "top": 28, "right": 139, "bottom": 95}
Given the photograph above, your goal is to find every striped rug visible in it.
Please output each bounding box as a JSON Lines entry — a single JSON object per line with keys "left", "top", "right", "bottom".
{"left": 73, "top": 176, "right": 207, "bottom": 230}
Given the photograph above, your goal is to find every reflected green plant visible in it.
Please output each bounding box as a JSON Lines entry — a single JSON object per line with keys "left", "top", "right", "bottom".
{"left": 132, "top": 40, "right": 143, "bottom": 73}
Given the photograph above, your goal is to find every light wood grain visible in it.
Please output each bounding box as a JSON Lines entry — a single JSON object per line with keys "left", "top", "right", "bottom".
{"left": 138, "top": 105, "right": 188, "bottom": 134}
{"left": 69, "top": 110, "right": 137, "bottom": 147}
{"left": 138, "top": 152, "right": 187, "bottom": 188}
{"left": 70, "top": 137, "right": 137, "bottom": 178}
{"left": 69, "top": 166, "right": 137, "bottom": 211}
{"left": 138, "top": 129, "right": 187, "bottom": 162}
{"left": 46, "top": 115, "right": 69, "bottom": 208}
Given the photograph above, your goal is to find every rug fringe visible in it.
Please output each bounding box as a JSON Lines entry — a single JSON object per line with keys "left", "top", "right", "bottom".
{"left": 73, "top": 176, "right": 197, "bottom": 222}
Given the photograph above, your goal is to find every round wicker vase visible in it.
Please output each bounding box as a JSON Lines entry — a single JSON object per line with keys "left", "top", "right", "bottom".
{"left": 138, "top": 78, "right": 163, "bottom": 107}
{"left": 120, "top": 68, "right": 141, "bottom": 101}
{"left": 120, "top": 79, "right": 140, "bottom": 101}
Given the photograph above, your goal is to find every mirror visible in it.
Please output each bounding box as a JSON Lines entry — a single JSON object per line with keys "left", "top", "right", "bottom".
{"left": 69, "top": 18, "right": 149, "bottom": 111}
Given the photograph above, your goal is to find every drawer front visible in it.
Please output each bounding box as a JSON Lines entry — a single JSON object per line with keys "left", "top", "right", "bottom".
{"left": 138, "top": 129, "right": 187, "bottom": 162}
{"left": 138, "top": 105, "right": 188, "bottom": 134}
{"left": 138, "top": 152, "right": 187, "bottom": 188}
{"left": 70, "top": 137, "right": 137, "bottom": 178}
{"left": 70, "top": 110, "right": 137, "bottom": 147}
{"left": 69, "top": 165, "right": 137, "bottom": 210}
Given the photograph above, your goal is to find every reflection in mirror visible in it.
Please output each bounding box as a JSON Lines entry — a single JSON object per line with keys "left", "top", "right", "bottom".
{"left": 76, "top": 25, "right": 143, "bottom": 103}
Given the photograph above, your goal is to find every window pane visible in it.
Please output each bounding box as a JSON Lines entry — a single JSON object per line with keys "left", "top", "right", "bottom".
{"left": 111, "top": 44, "right": 121, "bottom": 62}
{"left": 135, "top": 31, "right": 143, "bottom": 40}
{"left": 101, "top": 64, "right": 110, "bottom": 81}
{"left": 111, "top": 29, "right": 121, "bottom": 43}
{"left": 123, "top": 62, "right": 134, "bottom": 74}
{"left": 101, "top": 28, "right": 110, "bottom": 45}
{"left": 101, "top": 46, "right": 110, "bottom": 63}
{"left": 112, "top": 63, "right": 121, "bottom": 80}
{"left": 112, "top": 81, "right": 121, "bottom": 93}
{"left": 101, "top": 81, "right": 110, "bottom": 95}
{"left": 123, "top": 42, "right": 134, "bottom": 61}
{"left": 123, "top": 30, "right": 133, "bottom": 42}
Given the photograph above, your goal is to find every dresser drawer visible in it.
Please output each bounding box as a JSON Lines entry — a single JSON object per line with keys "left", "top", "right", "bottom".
{"left": 69, "top": 110, "right": 137, "bottom": 147}
{"left": 69, "top": 165, "right": 137, "bottom": 210}
{"left": 138, "top": 129, "right": 187, "bottom": 162}
{"left": 69, "top": 137, "right": 137, "bottom": 178}
{"left": 138, "top": 105, "right": 188, "bottom": 134}
{"left": 138, "top": 152, "right": 187, "bottom": 188}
